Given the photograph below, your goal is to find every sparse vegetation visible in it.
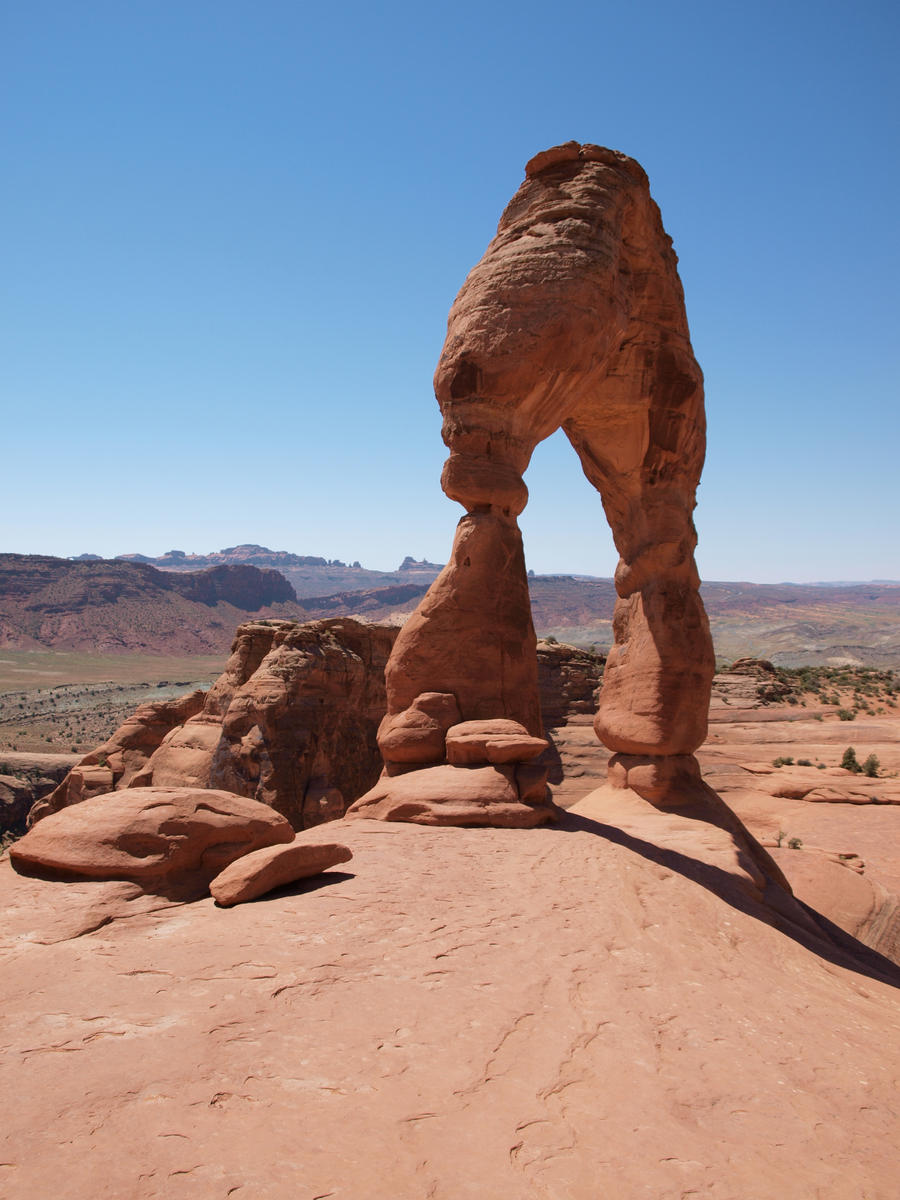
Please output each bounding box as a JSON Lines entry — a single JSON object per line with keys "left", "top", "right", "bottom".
{"left": 787, "top": 837, "right": 803, "bottom": 850}
{"left": 840, "top": 747, "right": 861, "bottom": 773}
{"left": 766, "top": 665, "right": 898, "bottom": 711}
{"left": 772, "top": 756, "right": 794, "bottom": 768}
{"left": 862, "top": 754, "right": 880, "bottom": 778}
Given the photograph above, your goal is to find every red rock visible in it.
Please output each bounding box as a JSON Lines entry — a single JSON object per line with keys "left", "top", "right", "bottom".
{"left": 10, "top": 787, "right": 294, "bottom": 892}
{"left": 377, "top": 691, "right": 461, "bottom": 764}
{"left": 209, "top": 839, "right": 353, "bottom": 906}
{"left": 377, "top": 143, "right": 715, "bottom": 818}
{"left": 31, "top": 689, "right": 206, "bottom": 821}
{"left": 347, "top": 763, "right": 556, "bottom": 827}
{"left": 445, "top": 719, "right": 547, "bottom": 765}
{"left": 36, "top": 618, "right": 397, "bottom": 830}
{"left": 2, "top": 816, "right": 898, "bottom": 1198}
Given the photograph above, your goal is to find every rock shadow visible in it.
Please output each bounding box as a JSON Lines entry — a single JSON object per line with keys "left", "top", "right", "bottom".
{"left": 244, "top": 869, "right": 357, "bottom": 905}
{"left": 559, "top": 809, "right": 900, "bottom": 989}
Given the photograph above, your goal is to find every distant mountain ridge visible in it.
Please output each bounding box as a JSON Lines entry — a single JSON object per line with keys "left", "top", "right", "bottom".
{"left": 0, "top": 554, "right": 304, "bottom": 654}
{"left": 3, "top": 552, "right": 899, "bottom": 666}
{"left": 114, "top": 544, "right": 343, "bottom": 570}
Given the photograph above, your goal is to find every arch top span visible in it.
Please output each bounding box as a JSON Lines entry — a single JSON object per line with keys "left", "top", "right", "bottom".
{"left": 348, "top": 144, "right": 716, "bottom": 827}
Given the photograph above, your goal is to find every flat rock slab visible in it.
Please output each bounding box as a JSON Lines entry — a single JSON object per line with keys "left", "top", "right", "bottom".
{"left": 210, "top": 839, "right": 353, "bottom": 906}
{"left": 9, "top": 786, "right": 294, "bottom": 892}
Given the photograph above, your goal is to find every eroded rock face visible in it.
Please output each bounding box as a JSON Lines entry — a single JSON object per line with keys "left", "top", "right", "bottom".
{"left": 368, "top": 142, "right": 715, "bottom": 822}
{"left": 536, "top": 640, "right": 605, "bottom": 728}
{"left": 10, "top": 787, "right": 294, "bottom": 894}
{"left": 34, "top": 619, "right": 397, "bottom": 831}
{"left": 32, "top": 690, "right": 207, "bottom": 823}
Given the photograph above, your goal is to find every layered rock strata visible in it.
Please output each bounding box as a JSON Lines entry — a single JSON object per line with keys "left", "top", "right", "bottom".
{"left": 356, "top": 142, "right": 715, "bottom": 824}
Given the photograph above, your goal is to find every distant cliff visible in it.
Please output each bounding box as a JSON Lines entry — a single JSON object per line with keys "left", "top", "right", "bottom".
{"left": 0, "top": 555, "right": 303, "bottom": 653}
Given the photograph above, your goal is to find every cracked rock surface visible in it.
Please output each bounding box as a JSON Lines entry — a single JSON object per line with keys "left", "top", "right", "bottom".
{"left": 2, "top": 814, "right": 898, "bottom": 1198}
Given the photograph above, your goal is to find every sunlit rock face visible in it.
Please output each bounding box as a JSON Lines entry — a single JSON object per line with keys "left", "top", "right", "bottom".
{"left": 363, "top": 142, "right": 714, "bottom": 824}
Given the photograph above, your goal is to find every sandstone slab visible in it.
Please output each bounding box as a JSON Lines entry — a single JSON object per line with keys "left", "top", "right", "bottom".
{"left": 10, "top": 787, "right": 294, "bottom": 892}
{"left": 209, "top": 839, "right": 353, "bottom": 906}
{"left": 347, "top": 763, "right": 556, "bottom": 827}
{"left": 1, "top": 817, "right": 898, "bottom": 1198}
{"left": 445, "top": 719, "right": 548, "bottom": 765}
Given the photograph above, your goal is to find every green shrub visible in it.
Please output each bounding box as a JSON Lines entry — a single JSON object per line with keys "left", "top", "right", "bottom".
{"left": 772, "top": 756, "right": 794, "bottom": 768}
{"left": 862, "top": 754, "right": 880, "bottom": 778}
{"left": 787, "top": 837, "right": 803, "bottom": 850}
{"left": 837, "top": 708, "right": 856, "bottom": 721}
{"left": 840, "top": 747, "right": 861, "bottom": 773}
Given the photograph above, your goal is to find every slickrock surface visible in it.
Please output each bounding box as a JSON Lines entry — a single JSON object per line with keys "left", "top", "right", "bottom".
{"left": 10, "top": 787, "right": 294, "bottom": 893}
{"left": 209, "top": 839, "right": 353, "bottom": 906}
{"left": 1, "top": 815, "right": 898, "bottom": 1199}
{"left": 545, "top": 695, "right": 900, "bottom": 963}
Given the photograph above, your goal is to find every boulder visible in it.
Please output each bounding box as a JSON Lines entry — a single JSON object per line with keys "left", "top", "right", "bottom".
{"left": 32, "top": 618, "right": 397, "bottom": 830}
{"left": 347, "top": 763, "right": 556, "bottom": 828}
{"left": 10, "top": 787, "right": 294, "bottom": 893}
{"left": 209, "top": 839, "right": 353, "bottom": 906}
{"left": 445, "top": 719, "right": 548, "bottom": 765}
{"left": 377, "top": 692, "right": 461, "bottom": 764}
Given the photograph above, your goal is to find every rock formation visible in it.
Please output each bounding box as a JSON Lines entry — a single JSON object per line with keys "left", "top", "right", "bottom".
{"left": 350, "top": 142, "right": 715, "bottom": 825}
{"left": 30, "top": 690, "right": 207, "bottom": 823}
{"left": 209, "top": 839, "right": 353, "bottom": 906}
{"left": 33, "top": 630, "right": 605, "bottom": 838}
{"left": 34, "top": 618, "right": 397, "bottom": 831}
{"left": 10, "top": 787, "right": 294, "bottom": 895}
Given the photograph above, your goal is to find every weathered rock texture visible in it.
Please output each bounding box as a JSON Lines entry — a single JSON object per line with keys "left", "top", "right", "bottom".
{"left": 536, "top": 639, "right": 605, "bottom": 728}
{"left": 362, "top": 142, "right": 714, "bottom": 824}
{"left": 31, "top": 690, "right": 207, "bottom": 823}
{"left": 35, "top": 619, "right": 397, "bottom": 831}
{"left": 0, "top": 753, "right": 79, "bottom": 836}
{"left": 2, "top": 815, "right": 898, "bottom": 1199}
{"left": 209, "top": 839, "right": 353, "bottom": 906}
{"left": 10, "top": 787, "right": 294, "bottom": 895}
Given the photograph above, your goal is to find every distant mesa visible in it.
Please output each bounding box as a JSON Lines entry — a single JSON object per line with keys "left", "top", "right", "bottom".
{"left": 116, "top": 545, "right": 337, "bottom": 570}
{"left": 398, "top": 556, "right": 445, "bottom": 572}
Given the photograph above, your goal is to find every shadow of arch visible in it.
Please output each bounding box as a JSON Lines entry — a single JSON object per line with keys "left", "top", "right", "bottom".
{"left": 560, "top": 808, "right": 900, "bottom": 990}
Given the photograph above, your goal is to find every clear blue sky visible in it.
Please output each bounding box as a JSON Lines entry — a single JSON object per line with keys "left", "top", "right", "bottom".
{"left": 3, "top": 0, "right": 898, "bottom": 583}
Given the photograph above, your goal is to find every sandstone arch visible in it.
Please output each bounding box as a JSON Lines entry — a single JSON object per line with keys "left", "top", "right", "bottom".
{"left": 350, "top": 142, "right": 716, "bottom": 825}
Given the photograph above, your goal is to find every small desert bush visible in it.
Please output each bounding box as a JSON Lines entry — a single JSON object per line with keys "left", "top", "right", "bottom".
{"left": 772, "top": 756, "right": 794, "bottom": 768}
{"left": 840, "top": 747, "right": 861, "bottom": 773}
{"left": 862, "top": 754, "right": 880, "bottom": 778}
{"left": 837, "top": 708, "right": 856, "bottom": 721}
